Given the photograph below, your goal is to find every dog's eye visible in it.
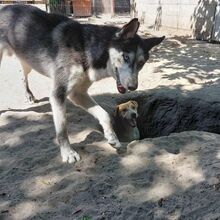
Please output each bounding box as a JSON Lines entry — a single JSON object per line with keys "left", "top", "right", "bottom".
{"left": 122, "top": 108, "right": 127, "bottom": 113}
{"left": 123, "top": 54, "right": 130, "bottom": 63}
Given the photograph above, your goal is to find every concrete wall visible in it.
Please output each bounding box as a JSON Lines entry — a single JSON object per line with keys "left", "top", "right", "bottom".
{"left": 133, "top": 0, "right": 217, "bottom": 40}
{"left": 94, "top": 0, "right": 130, "bottom": 16}
{"left": 94, "top": 0, "right": 113, "bottom": 15}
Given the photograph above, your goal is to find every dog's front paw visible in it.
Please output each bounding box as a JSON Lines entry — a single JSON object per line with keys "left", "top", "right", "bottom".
{"left": 106, "top": 133, "right": 121, "bottom": 149}
{"left": 61, "top": 147, "right": 80, "bottom": 164}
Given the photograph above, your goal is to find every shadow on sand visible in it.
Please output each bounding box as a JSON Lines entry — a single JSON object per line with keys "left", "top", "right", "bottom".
{"left": 0, "top": 34, "right": 220, "bottom": 219}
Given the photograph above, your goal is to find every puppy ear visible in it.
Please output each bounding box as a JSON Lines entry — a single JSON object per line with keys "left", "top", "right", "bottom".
{"left": 115, "top": 18, "right": 140, "bottom": 40}
{"left": 143, "top": 36, "right": 165, "bottom": 51}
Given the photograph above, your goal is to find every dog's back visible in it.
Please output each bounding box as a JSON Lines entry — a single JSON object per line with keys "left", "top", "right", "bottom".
{"left": 0, "top": 5, "right": 118, "bottom": 75}
{"left": 0, "top": 5, "right": 71, "bottom": 72}
{"left": 0, "top": 5, "right": 69, "bottom": 39}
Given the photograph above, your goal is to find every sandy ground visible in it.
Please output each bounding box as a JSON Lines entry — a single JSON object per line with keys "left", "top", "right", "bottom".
{"left": 0, "top": 21, "right": 220, "bottom": 220}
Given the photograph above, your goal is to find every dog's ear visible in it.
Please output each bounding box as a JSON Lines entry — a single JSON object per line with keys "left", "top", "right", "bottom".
{"left": 143, "top": 36, "right": 165, "bottom": 51}
{"left": 115, "top": 18, "right": 140, "bottom": 40}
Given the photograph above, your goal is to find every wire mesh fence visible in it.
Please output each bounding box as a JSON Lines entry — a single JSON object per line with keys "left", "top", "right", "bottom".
{"left": 48, "top": 0, "right": 72, "bottom": 15}
{"left": 0, "top": 0, "right": 131, "bottom": 17}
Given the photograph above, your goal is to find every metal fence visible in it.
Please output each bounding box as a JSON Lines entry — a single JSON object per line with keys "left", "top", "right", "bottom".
{"left": 0, "top": 0, "right": 131, "bottom": 17}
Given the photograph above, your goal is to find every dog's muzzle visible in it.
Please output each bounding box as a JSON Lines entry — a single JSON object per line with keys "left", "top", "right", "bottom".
{"left": 116, "top": 69, "right": 126, "bottom": 94}
{"left": 128, "top": 113, "right": 138, "bottom": 127}
{"left": 128, "top": 85, "right": 137, "bottom": 91}
{"left": 128, "top": 118, "right": 137, "bottom": 127}
{"left": 115, "top": 69, "right": 138, "bottom": 94}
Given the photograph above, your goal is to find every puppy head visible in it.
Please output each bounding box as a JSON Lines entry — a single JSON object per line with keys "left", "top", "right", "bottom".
{"left": 115, "top": 100, "right": 138, "bottom": 127}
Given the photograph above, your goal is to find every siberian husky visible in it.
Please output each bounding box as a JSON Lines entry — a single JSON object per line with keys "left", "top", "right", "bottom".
{"left": 0, "top": 5, "right": 164, "bottom": 163}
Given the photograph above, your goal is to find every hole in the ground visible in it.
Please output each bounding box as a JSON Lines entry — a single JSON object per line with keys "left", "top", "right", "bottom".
{"left": 118, "top": 94, "right": 220, "bottom": 140}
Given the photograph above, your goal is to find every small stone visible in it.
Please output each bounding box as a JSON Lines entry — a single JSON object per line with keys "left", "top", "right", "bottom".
{"left": 158, "top": 198, "right": 165, "bottom": 207}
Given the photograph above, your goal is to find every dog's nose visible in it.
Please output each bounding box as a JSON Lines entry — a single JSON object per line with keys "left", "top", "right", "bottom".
{"left": 131, "top": 113, "right": 137, "bottom": 118}
{"left": 128, "top": 85, "right": 137, "bottom": 91}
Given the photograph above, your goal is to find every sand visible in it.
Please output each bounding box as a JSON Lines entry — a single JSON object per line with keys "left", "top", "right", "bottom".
{"left": 0, "top": 21, "right": 220, "bottom": 220}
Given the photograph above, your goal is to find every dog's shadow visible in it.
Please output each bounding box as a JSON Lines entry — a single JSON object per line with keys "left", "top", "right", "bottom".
{"left": 0, "top": 97, "right": 50, "bottom": 115}
{"left": 74, "top": 129, "right": 129, "bottom": 155}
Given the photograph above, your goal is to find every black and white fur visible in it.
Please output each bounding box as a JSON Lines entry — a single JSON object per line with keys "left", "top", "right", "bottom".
{"left": 0, "top": 5, "right": 164, "bottom": 163}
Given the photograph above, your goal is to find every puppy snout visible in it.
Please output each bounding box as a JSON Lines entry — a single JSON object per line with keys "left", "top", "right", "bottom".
{"left": 131, "top": 113, "right": 137, "bottom": 118}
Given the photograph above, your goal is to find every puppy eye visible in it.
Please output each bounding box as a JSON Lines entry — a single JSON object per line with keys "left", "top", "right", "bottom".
{"left": 122, "top": 109, "right": 127, "bottom": 113}
{"left": 123, "top": 54, "right": 130, "bottom": 63}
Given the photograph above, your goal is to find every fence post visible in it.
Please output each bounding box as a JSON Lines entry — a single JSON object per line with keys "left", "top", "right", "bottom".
{"left": 130, "top": 0, "right": 137, "bottom": 18}
{"left": 92, "top": 0, "right": 95, "bottom": 16}
{"left": 110, "top": 0, "right": 114, "bottom": 17}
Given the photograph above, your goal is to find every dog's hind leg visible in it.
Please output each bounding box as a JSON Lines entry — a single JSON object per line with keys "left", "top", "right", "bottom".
{"left": 0, "top": 50, "right": 2, "bottom": 69}
{"left": 0, "top": 44, "right": 3, "bottom": 69}
{"left": 69, "top": 88, "right": 121, "bottom": 149}
{"left": 20, "top": 60, "right": 37, "bottom": 103}
{"left": 50, "top": 83, "right": 80, "bottom": 164}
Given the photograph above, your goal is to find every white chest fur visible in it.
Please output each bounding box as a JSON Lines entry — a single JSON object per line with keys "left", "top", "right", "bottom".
{"left": 87, "top": 60, "right": 114, "bottom": 82}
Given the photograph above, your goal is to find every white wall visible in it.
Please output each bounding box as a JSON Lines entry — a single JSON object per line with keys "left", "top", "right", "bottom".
{"left": 133, "top": 0, "right": 217, "bottom": 40}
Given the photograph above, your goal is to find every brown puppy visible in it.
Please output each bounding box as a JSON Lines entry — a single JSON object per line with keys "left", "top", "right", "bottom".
{"left": 114, "top": 100, "right": 140, "bottom": 142}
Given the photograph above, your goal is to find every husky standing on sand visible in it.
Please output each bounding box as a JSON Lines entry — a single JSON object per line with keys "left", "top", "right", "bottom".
{"left": 0, "top": 5, "right": 164, "bottom": 163}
